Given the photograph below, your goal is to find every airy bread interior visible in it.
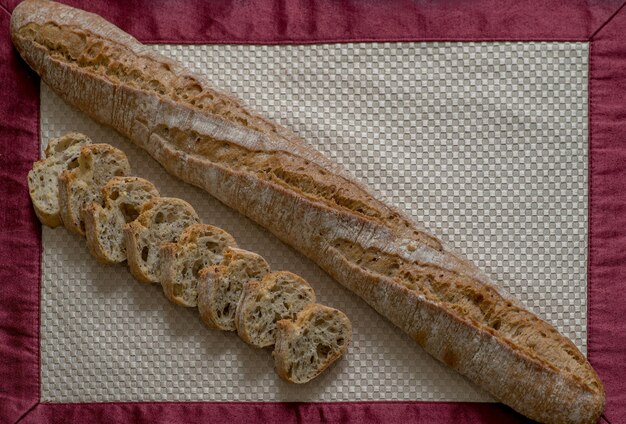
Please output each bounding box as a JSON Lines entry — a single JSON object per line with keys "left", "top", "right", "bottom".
{"left": 83, "top": 176, "right": 159, "bottom": 263}
{"left": 198, "top": 247, "right": 270, "bottom": 331}
{"left": 27, "top": 132, "right": 91, "bottom": 227}
{"left": 236, "top": 271, "right": 316, "bottom": 348}
{"left": 124, "top": 197, "right": 199, "bottom": 283}
{"left": 161, "top": 223, "right": 237, "bottom": 307}
{"left": 274, "top": 304, "right": 351, "bottom": 384}
{"left": 59, "top": 143, "right": 130, "bottom": 235}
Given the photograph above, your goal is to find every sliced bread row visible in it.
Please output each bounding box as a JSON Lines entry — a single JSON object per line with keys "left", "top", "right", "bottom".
{"left": 27, "top": 134, "right": 351, "bottom": 383}
{"left": 154, "top": 216, "right": 351, "bottom": 383}
{"left": 27, "top": 133, "right": 133, "bottom": 238}
{"left": 119, "top": 189, "right": 351, "bottom": 383}
{"left": 197, "top": 257, "right": 350, "bottom": 383}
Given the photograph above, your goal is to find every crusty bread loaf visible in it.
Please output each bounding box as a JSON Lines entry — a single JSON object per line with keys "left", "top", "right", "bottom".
{"left": 273, "top": 304, "right": 352, "bottom": 384}
{"left": 236, "top": 271, "right": 316, "bottom": 348}
{"left": 27, "top": 132, "right": 92, "bottom": 228}
{"left": 58, "top": 143, "right": 130, "bottom": 235}
{"left": 124, "top": 197, "right": 199, "bottom": 283}
{"left": 11, "top": 1, "right": 604, "bottom": 422}
{"left": 161, "top": 223, "right": 237, "bottom": 307}
{"left": 83, "top": 176, "right": 159, "bottom": 263}
{"left": 198, "top": 247, "right": 270, "bottom": 330}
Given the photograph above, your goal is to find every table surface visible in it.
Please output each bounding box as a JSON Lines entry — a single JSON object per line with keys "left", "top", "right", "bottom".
{"left": 1, "top": 1, "right": 625, "bottom": 423}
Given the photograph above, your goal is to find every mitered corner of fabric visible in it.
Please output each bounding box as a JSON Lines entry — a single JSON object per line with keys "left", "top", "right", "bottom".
{"left": 588, "top": 0, "right": 626, "bottom": 40}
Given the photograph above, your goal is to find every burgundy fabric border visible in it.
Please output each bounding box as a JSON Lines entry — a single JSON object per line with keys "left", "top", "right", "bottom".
{"left": 0, "top": 6, "right": 41, "bottom": 424}
{"left": 20, "top": 401, "right": 531, "bottom": 424}
{"left": 587, "top": 6, "right": 626, "bottom": 424}
{"left": 0, "top": 0, "right": 623, "bottom": 44}
{"left": 1, "top": 0, "right": 625, "bottom": 423}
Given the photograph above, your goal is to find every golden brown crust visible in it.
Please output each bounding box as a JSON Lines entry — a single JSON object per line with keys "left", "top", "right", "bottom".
{"left": 82, "top": 202, "right": 110, "bottom": 263}
{"left": 11, "top": 1, "right": 605, "bottom": 422}
{"left": 234, "top": 280, "right": 262, "bottom": 345}
{"left": 196, "top": 267, "right": 223, "bottom": 329}
{"left": 160, "top": 242, "right": 188, "bottom": 305}
{"left": 273, "top": 320, "right": 298, "bottom": 382}
{"left": 123, "top": 220, "right": 153, "bottom": 283}
{"left": 57, "top": 168, "right": 81, "bottom": 234}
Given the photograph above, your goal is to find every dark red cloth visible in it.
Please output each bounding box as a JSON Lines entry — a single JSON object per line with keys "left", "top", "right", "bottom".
{"left": 2, "top": 0, "right": 623, "bottom": 43}
{"left": 0, "top": 5, "right": 41, "bottom": 424}
{"left": 1, "top": 1, "right": 625, "bottom": 423}
{"left": 19, "top": 401, "right": 533, "bottom": 424}
{"left": 588, "top": 4, "right": 626, "bottom": 422}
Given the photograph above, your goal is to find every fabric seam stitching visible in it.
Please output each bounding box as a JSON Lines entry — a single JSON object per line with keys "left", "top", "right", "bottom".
{"left": 138, "top": 37, "right": 588, "bottom": 45}
{"left": 14, "top": 400, "right": 38, "bottom": 424}
{"left": 589, "top": 0, "right": 626, "bottom": 40}
{"left": 587, "top": 41, "right": 594, "bottom": 365}
{"left": 586, "top": 0, "right": 626, "bottom": 421}
{"left": 38, "top": 400, "right": 497, "bottom": 406}
{"left": 0, "top": 2, "right": 10, "bottom": 17}
{"left": 36, "top": 84, "right": 42, "bottom": 407}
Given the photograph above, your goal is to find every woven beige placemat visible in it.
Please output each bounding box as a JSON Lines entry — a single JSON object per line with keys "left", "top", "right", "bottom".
{"left": 40, "top": 41, "right": 588, "bottom": 402}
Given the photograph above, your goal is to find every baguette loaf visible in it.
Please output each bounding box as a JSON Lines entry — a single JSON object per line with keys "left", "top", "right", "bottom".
{"left": 10, "top": 1, "right": 604, "bottom": 422}
{"left": 27, "top": 138, "right": 350, "bottom": 382}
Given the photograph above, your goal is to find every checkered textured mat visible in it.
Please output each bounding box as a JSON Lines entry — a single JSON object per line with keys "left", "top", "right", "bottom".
{"left": 40, "top": 41, "right": 588, "bottom": 402}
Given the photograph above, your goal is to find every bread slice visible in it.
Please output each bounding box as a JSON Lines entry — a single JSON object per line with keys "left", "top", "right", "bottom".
{"left": 58, "top": 143, "right": 130, "bottom": 236}
{"left": 27, "top": 132, "right": 91, "bottom": 227}
{"left": 273, "top": 304, "right": 352, "bottom": 384}
{"left": 235, "top": 271, "right": 316, "bottom": 348}
{"left": 82, "top": 176, "right": 159, "bottom": 264}
{"left": 124, "top": 197, "right": 199, "bottom": 283}
{"left": 160, "top": 223, "right": 238, "bottom": 307}
{"left": 198, "top": 247, "right": 270, "bottom": 330}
